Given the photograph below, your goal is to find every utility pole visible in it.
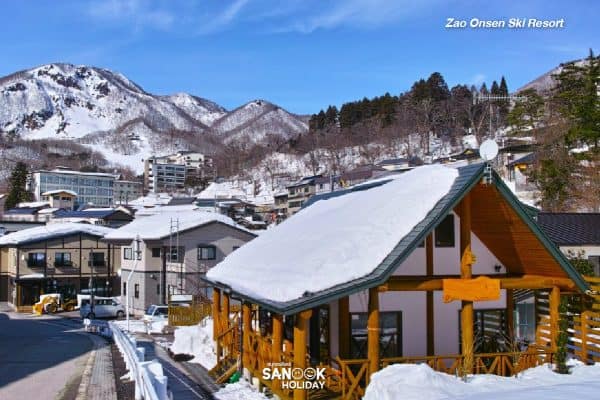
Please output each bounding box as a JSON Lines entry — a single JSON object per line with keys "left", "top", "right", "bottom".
{"left": 473, "top": 93, "right": 526, "bottom": 141}
{"left": 125, "top": 235, "right": 141, "bottom": 332}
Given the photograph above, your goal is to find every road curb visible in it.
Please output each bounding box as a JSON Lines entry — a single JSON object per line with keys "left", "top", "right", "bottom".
{"left": 76, "top": 347, "right": 96, "bottom": 400}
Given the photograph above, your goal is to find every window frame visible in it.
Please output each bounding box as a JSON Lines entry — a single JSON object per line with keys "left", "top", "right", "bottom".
{"left": 434, "top": 214, "right": 455, "bottom": 248}
{"left": 54, "top": 252, "right": 72, "bottom": 267}
{"left": 197, "top": 245, "right": 216, "bottom": 261}
{"left": 124, "top": 247, "right": 132, "bottom": 260}
{"left": 134, "top": 283, "right": 140, "bottom": 299}
{"left": 27, "top": 252, "right": 46, "bottom": 268}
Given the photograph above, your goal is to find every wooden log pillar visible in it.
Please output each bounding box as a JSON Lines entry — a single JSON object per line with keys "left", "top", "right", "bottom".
{"left": 549, "top": 286, "right": 560, "bottom": 351}
{"left": 338, "top": 296, "right": 350, "bottom": 359}
{"left": 368, "top": 287, "right": 380, "bottom": 377}
{"left": 242, "top": 302, "right": 252, "bottom": 369}
{"left": 459, "top": 193, "right": 474, "bottom": 374}
{"left": 222, "top": 292, "right": 230, "bottom": 330}
{"left": 272, "top": 313, "right": 283, "bottom": 392}
{"left": 506, "top": 289, "right": 515, "bottom": 341}
{"left": 426, "top": 234, "right": 434, "bottom": 356}
{"left": 213, "top": 288, "right": 221, "bottom": 339}
{"left": 293, "top": 310, "right": 312, "bottom": 400}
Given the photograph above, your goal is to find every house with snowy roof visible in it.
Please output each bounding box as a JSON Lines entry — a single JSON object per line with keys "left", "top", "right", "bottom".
{"left": 0, "top": 223, "right": 119, "bottom": 311}
{"left": 103, "top": 211, "right": 256, "bottom": 315}
{"left": 203, "top": 163, "right": 589, "bottom": 400}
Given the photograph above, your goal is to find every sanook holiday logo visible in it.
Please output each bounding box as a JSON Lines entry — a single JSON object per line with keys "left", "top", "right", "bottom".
{"left": 262, "top": 362, "right": 326, "bottom": 390}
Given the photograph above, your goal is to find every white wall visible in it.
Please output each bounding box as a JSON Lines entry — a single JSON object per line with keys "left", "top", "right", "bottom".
{"left": 343, "top": 211, "right": 507, "bottom": 357}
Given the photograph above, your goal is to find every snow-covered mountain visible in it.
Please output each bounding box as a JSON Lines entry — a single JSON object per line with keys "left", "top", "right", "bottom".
{"left": 210, "top": 99, "right": 308, "bottom": 144}
{"left": 0, "top": 63, "right": 307, "bottom": 172}
{"left": 517, "top": 58, "right": 586, "bottom": 93}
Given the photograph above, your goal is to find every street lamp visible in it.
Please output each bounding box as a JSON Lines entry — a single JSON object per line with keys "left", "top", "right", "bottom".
{"left": 125, "top": 235, "right": 142, "bottom": 332}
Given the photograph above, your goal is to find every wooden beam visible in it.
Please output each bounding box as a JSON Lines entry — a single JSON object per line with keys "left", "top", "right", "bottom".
{"left": 460, "top": 193, "right": 474, "bottom": 374}
{"left": 549, "top": 286, "right": 560, "bottom": 351}
{"left": 272, "top": 313, "right": 283, "bottom": 362}
{"left": 293, "top": 310, "right": 312, "bottom": 400}
{"left": 213, "top": 288, "right": 221, "bottom": 339}
{"left": 506, "top": 289, "right": 514, "bottom": 340}
{"left": 426, "top": 234, "right": 434, "bottom": 356}
{"left": 384, "top": 275, "right": 577, "bottom": 291}
{"left": 242, "top": 302, "right": 252, "bottom": 368}
{"left": 338, "top": 296, "right": 350, "bottom": 359}
{"left": 222, "top": 292, "right": 230, "bottom": 331}
{"left": 368, "top": 287, "right": 380, "bottom": 377}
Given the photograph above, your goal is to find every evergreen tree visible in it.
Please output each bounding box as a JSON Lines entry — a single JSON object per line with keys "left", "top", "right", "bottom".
{"left": 490, "top": 80, "right": 500, "bottom": 95}
{"left": 498, "top": 76, "right": 510, "bottom": 119}
{"left": 4, "top": 162, "right": 32, "bottom": 210}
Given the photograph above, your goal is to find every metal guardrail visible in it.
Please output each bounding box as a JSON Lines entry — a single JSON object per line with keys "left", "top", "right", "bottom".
{"left": 109, "top": 321, "right": 169, "bottom": 400}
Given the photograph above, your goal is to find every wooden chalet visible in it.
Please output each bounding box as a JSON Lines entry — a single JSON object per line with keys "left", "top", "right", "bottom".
{"left": 203, "top": 163, "right": 589, "bottom": 400}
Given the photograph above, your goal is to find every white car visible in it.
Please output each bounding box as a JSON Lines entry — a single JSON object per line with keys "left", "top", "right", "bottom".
{"left": 143, "top": 304, "right": 169, "bottom": 322}
{"left": 80, "top": 298, "right": 125, "bottom": 319}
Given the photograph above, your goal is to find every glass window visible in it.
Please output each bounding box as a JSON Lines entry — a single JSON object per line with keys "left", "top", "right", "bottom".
{"left": 54, "top": 252, "right": 72, "bottom": 267}
{"left": 168, "top": 246, "right": 185, "bottom": 263}
{"left": 124, "top": 248, "right": 132, "bottom": 260}
{"left": 89, "top": 252, "right": 105, "bottom": 267}
{"left": 123, "top": 282, "right": 127, "bottom": 295}
{"left": 27, "top": 253, "right": 46, "bottom": 268}
{"left": 198, "top": 246, "right": 216, "bottom": 260}
{"left": 350, "top": 311, "right": 402, "bottom": 358}
{"left": 151, "top": 248, "right": 161, "bottom": 258}
{"left": 134, "top": 284, "right": 139, "bottom": 299}
{"left": 435, "top": 214, "right": 455, "bottom": 247}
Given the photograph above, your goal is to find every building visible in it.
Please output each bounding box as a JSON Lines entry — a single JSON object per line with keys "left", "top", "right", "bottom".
{"left": 41, "top": 190, "right": 77, "bottom": 210}
{"left": 340, "top": 164, "right": 388, "bottom": 187}
{"left": 0, "top": 223, "right": 120, "bottom": 311}
{"left": 204, "top": 163, "right": 588, "bottom": 398}
{"left": 376, "top": 157, "right": 410, "bottom": 171}
{"left": 51, "top": 208, "right": 134, "bottom": 228}
{"left": 114, "top": 180, "right": 143, "bottom": 204}
{"left": 286, "top": 176, "right": 321, "bottom": 215}
{"left": 103, "top": 211, "right": 256, "bottom": 315}
{"left": 144, "top": 151, "right": 212, "bottom": 193}
{"left": 537, "top": 213, "right": 600, "bottom": 276}
{"left": 29, "top": 168, "right": 117, "bottom": 207}
{"left": 505, "top": 153, "right": 535, "bottom": 192}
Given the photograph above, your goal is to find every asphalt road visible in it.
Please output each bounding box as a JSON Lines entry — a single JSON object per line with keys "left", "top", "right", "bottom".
{"left": 0, "top": 311, "right": 93, "bottom": 400}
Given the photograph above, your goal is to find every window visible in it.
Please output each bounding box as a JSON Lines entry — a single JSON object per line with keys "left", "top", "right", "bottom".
{"left": 167, "top": 246, "right": 185, "bottom": 263}
{"left": 134, "top": 284, "right": 139, "bottom": 299}
{"left": 124, "top": 248, "right": 132, "bottom": 260}
{"left": 89, "top": 252, "right": 105, "bottom": 267}
{"left": 151, "top": 248, "right": 161, "bottom": 258}
{"left": 435, "top": 214, "right": 455, "bottom": 247}
{"left": 197, "top": 245, "right": 216, "bottom": 260}
{"left": 123, "top": 282, "right": 127, "bottom": 296}
{"left": 54, "top": 252, "right": 72, "bottom": 267}
{"left": 27, "top": 253, "right": 46, "bottom": 268}
{"left": 350, "top": 311, "right": 402, "bottom": 358}
{"left": 157, "top": 284, "right": 160, "bottom": 295}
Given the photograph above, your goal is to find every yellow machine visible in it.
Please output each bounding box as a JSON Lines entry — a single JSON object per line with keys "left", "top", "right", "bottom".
{"left": 32, "top": 294, "right": 76, "bottom": 315}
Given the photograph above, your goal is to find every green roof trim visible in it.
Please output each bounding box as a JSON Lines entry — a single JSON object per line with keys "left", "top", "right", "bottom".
{"left": 204, "top": 163, "right": 588, "bottom": 315}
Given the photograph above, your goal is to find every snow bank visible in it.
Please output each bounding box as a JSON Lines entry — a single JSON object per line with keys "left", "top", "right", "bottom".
{"left": 113, "top": 319, "right": 167, "bottom": 334}
{"left": 169, "top": 319, "right": 216, "bottom": 369}
{"left": 207, "top": 165, "right": 458, "bottom": 302}
{"left": 215, "top": 378, "right": 269, "bottom": 400}
{"left": 364, "top": 361, "right": 600, "bottom": 400}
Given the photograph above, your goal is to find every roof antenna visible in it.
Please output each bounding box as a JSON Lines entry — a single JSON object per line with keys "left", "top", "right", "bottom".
{"left": 479, "top": 139, "right": 499, "bottom": 185}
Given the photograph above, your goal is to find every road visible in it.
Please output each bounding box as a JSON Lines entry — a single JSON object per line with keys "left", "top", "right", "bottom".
{"left": 0, "top": 311, "right": 93, "bottom": 400}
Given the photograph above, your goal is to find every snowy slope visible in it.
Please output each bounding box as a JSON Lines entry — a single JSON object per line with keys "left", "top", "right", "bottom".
{"left": 209, "top": 99, "right": 308, "bottom": 144}
{"left": 517, "top": 58, "right": 586, "bottom": 93}
{"left": 0, "top": 64, "right": 308, "bottom": 172}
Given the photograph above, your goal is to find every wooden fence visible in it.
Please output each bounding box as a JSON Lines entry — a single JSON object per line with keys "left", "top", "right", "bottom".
{"left": 569, "top": 276, "right": 600, "bottom": 364}
{"left": 168, "top": 300, "right": 212, "bottom": 326}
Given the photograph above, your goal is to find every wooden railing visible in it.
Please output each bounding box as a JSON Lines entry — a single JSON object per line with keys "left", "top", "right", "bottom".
{"left": 168, "top": 301, "right": 212, "bottom": 326}
{"left": 569, "top": 276, "right": 600, "bottom": 364}
{"left": 216, "top": 314, "right": 240, "bottom": 364}
{"left": 334, "top": 349, "right": 554, "bottom": 400}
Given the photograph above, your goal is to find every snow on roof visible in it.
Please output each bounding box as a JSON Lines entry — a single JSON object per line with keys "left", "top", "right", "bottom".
{"left": 37, "top": 207, "right": 60, "bottom": 214}
{"left": 17, "top": 201, "right": 49, "bottom": 208}
{"left": 206, "top": 165, "right": 458, "bottom": 303}
{"left": 0, "top": 223, "right": 114, "bottom": 246}
{"left": 103, "top": 210, "right": 252, "bottom": 241}
{"left": 42, "top": 189, "right": 77, "bottom": 196}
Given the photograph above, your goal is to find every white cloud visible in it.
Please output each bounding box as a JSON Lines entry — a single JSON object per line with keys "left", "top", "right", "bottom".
{"left": 87, "top": 0, "right": 174, "bottom": 31}
{"left": 283, "top": 0, "right": 441, "bottom": 33}
{"left": 196, "top": 0, "right": 250, "bottom": 34}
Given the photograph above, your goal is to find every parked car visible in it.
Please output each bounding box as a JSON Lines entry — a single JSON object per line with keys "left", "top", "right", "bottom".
{"left": 80, "top": 298, "right": 125, "bottom": 319}
{"left": 143, "top": 304, "right": 169, "bottom": 323}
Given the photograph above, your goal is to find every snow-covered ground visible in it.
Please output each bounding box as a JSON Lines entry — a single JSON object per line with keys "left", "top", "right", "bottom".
{"left": 364, "top": 361, "right": 600, "bottom": 400}
{"left": 214, "top": 379, "right": 269, "bottom": 400}
{"left": 169, "top": 318, "right": 217, "bottom": 370}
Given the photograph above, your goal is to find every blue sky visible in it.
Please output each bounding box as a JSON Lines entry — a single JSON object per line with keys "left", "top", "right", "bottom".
{"left": 1, "top": 0, "right": 597, "bottom": 114}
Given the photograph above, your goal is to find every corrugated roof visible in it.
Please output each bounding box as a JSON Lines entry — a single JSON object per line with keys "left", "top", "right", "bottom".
{"left": 538, "top": 213, "right": 600, "bottom": 245}
{"left": 0, "top": 223, "right": 113, "bottom": 246}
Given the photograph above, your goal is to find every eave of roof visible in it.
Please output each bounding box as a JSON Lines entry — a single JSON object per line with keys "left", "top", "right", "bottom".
{"left": 204, "top": 163, "right": 588, "bottom": 315}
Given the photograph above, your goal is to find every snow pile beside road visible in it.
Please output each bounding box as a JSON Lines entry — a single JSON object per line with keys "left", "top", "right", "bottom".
{"left": 169, "top": 318, "right": 216, "bottom": 369}
{"left": 113, "top": 319, "right": 166, "bottom": 334}
{"left": 215, "top": 379, "right": 269, "bottom": 400}
{"left": 364, "top": 361, "right": 600, "bottom": 400}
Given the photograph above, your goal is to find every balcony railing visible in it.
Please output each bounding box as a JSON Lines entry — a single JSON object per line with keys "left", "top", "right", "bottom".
{"left": 54, "top": 261, "right": 74, "bottom": 268}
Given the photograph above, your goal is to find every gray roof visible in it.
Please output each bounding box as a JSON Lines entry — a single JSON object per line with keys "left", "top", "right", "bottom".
{"left": 205, "top": 163, "right": 588, "bottom": 315}
{"left": 538, "top": 213, "right": 600, "bottom": 246}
